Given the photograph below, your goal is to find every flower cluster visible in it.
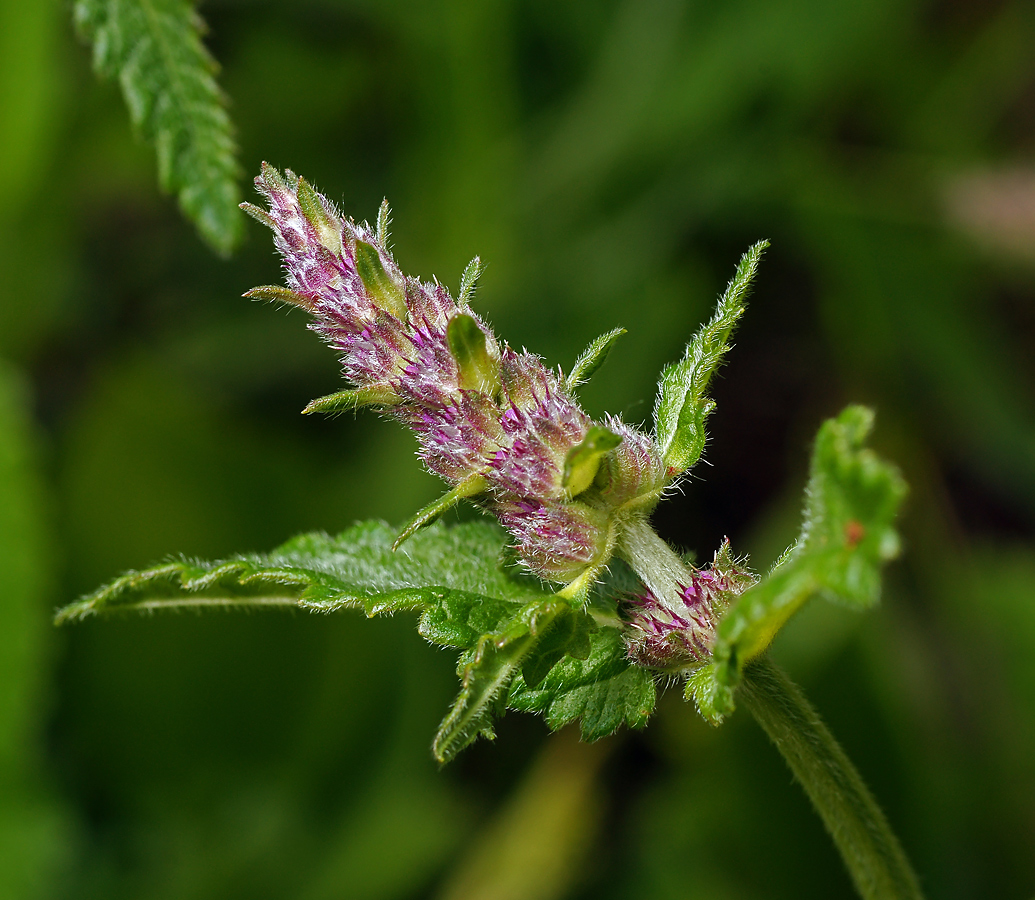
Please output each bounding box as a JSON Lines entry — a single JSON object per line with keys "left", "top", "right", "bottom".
{"left": 243, "top": 164, "right": 752, "bottom": 671}
{"left": 243, "top": 164, "right": 668, "bottom": 586}
{"left": 623, "top": 540, "right": 757, "bottom": 668}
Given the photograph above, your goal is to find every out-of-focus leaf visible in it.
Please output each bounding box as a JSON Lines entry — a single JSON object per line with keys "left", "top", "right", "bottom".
{"left": 74, "top": 0, "right": 241, "bottom": 253}
{"left": 690, "top": 406, "right": 906, "bottom": 722}
{"left": 0, "top": 361, "right": 67, "bottom": 897}
{"left": 653, "top": 241, "right": 767, "bottom": 474}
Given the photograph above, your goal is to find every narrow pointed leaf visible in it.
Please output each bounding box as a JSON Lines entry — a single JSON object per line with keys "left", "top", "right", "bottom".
{"left": 376, "top": 199, "right": 392, "bottom": 249}
{"left": 244, "top": 285, "right": 315, "bottom": 312}
{"left": 393, "top": 474, "right": 488, "bottom": 550}
{"left": 458, "top": 256, "right": 484, "bottom": 306}
{"left": 654, "top": 241, "right": 768, "bottom": 474}
{"left": 302, "top": 385, "right": 398, "bottom": 415}
{"left": 565, "top": 327, "right": 626, "bottom": 394}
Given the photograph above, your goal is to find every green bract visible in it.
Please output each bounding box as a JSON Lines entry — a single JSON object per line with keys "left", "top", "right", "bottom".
{"left": 74, "top": 0, "right": 241, "bottom": 254}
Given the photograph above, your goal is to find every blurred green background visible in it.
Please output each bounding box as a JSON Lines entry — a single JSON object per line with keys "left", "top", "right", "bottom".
{"left": 2, "top": 0, "right": 1035, "bottom": 897}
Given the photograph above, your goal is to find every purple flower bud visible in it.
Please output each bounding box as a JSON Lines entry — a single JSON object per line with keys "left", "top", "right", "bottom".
{"left": 623, "top": 540, "right": 757, "bottom": 668}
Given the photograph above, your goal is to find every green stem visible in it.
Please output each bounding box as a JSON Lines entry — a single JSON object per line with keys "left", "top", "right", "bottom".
{"left": 739, "top": 656, "right": 924, "bottom": 900}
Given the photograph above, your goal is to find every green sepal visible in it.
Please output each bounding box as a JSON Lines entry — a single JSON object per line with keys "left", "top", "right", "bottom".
{"left": 296, "top": 177, "right": 341, "bottom": 252}
{"left": 447, "top": 314, "right": 500, "bottom": 395}
{"left": 698, "top": 406, "right": 906, "bottom": 718}
{"left": 240, "top": 202, "right": 277, "bottom": 231}
{"left": 243, "top": 285, "right": 316, "bottom": 312}
{"left": 654, "top": 241, "right": 768, "bottom": 475}
{"left": 509, "top": 627, "right": 656, "bottom": 740}
{"left": 393, "top": 474, "right": 489, "bottom": 551}
{"left": 565, "top": 327, "right": 626, "bottom": 395}
{"left": 563, "top": 426, "right": 622, "bottom": 497}
{"left": 355, "top": 239, "right": 408, "bottom": 320}
{"left": 302, "top": 384, "right": 398, "bottom": 415}
{"left": 458, "top": 256, "right": 484, "bottom": 307}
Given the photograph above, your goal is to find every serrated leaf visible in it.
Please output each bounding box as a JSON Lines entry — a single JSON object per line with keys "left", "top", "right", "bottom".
{"left": 564, "top": 327, "right": 626, "bottom": 394}
{"left": 520, "top": 606, "right": 595, "bottom": 689}
{"left": 654, "top": 241, "right": 768, "bottom": 474}
{"left": 57, "top": 520, "right": 638, "bottom": 760}
{"left": 699, "top": 406, "right": 906, "bottom": 719}
{"left": 56, "top": 520, "right": 548, "bottom": 626}
{"left": 508, "top": 628, "right": 656, "bottom": 740}
{"left": 74, "top": 0, "right": 242, "bottom": 254}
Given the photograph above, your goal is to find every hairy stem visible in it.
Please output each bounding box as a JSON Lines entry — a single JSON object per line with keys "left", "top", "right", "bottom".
{"left": 616, "top": 517, "right": 690, "bottom": 609}
{"left": 739, "top": 656, "right": 924, "bottom": 900}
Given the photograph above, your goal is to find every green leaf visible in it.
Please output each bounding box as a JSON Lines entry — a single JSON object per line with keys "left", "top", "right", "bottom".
{"left": 693, "top": 406, "right": 906, "bottom": 722}
{"left": 375, "top": 198, "right": 392, "bottom": 250}
{"left": 433, "top": 600, "right": 562, "bottom": 764}
{"left": 563, "top": 425, "right": 622, "bottom": 497}
{"left": 55, "top": 520, "right": 547, "bottom": 625}
{"left": 74, "top": 0, "right": 242, "bottom": 254}
{"left": 243, "top": 284, "right": 316, "bottom": 312}
{"left": 509, "top": 627, "right": 656, "bottom": 740}
{"left": 564, "top": 327, "right": 626, "bottom": 394}
{"left": 653, "top": 241, "right": 768, "bottom": 474}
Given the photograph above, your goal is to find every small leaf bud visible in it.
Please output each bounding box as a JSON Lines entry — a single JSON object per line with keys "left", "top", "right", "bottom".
{"left": 354, "top": 239, "right": 408, "bottom": 321}
{"left": 447, "top": 314, "right": 501, "bottom": 396}
{"left": 296, "top": 177, "right": 342, "bottom": 254}
{"left": 563, "top": 426, "right": 622, "bottom": 497}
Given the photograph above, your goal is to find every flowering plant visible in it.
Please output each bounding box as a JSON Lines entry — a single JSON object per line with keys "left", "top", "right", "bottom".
{"left": 58, "top": 166, "right": 920, "bottom": 899}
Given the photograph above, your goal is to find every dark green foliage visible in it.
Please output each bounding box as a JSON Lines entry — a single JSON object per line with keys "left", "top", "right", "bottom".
{"left": 509, "top": 628, "right": 656, "bottom": 740}
{"left": 689, "top": 406, "right": 906, "bottom": 722}
{"left": 56, "top": 521, "right": 656, "bottom": 762}
{"left": 654, "top": 241, "right": 768, "bottom": 474}
{"left": 74, "top": 0, "right": 241, "bottom": 253}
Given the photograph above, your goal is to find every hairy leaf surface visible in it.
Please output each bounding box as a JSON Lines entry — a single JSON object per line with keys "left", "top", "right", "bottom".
{"left": 654, "top": 241, "right": 768, "bottom": 473}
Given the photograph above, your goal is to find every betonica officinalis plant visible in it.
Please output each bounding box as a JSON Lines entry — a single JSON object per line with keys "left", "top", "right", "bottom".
{"left": 57, "top": 163, "right": 923, "bottom": 900}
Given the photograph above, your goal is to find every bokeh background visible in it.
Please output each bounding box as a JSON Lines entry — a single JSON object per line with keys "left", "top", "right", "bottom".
{"left": 2, "top": 0, "right": 1035, "bottom": 897}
